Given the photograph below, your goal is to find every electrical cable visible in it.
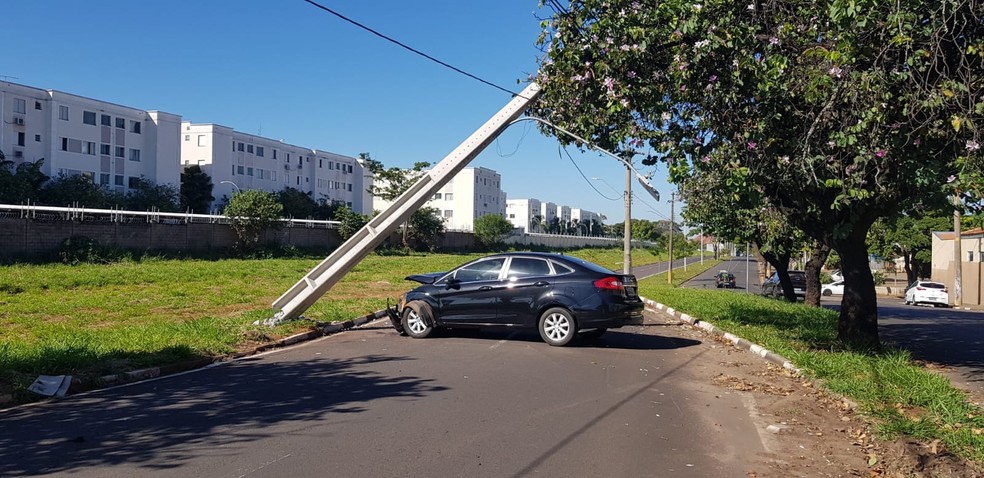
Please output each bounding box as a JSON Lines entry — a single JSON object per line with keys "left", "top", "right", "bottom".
{"left": 302, "top": 0, "right": 525, "bottom": 98}
{"left": 559, "top": 145, "right": 621, "bottom": 201}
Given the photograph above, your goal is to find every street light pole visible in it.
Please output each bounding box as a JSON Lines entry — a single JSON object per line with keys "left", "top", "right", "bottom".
{"left": 667, "top": 192, "right": 675, "bottom": 284}
{"left": 623, "top": 164, "right": 632, "bottom": 274}
{"left": 220, "top": 180, "right": 241, "bottom": 194}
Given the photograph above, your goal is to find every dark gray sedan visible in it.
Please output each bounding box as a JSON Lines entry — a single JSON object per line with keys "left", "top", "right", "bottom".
{"left": 387, "top": 252, "right": 644, "bottom": 346}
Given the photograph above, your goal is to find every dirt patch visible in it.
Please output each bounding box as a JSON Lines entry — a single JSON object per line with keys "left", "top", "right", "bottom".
{"left": 650, "top": 313, "right": 983, "bottom": 477}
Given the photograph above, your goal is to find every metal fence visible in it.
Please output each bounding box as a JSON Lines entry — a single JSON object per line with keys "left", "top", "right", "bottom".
{"left": 0, "top": 203, "right": 341, "bottom": 229}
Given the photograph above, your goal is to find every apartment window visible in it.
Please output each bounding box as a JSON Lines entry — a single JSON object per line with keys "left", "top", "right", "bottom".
{"left": 319, "top": 159, "right": 323, "bottom": 168}
{"left": 128, "top": 176, "right": 141, "bottom": 188}
{"left": 35, "top": 134, "right": 41, "bottom": 142}
{"left": 231, "top": 165, "right": 236, "bottom": 175}
{"left": 238, "top": 142, "right": 245, "bottom": 152}
{"left": 115, "top": 117, "right": 125, "bottom": 129}
{"left": 17, "top": 132, "right": 25, "bottom": 147}
{"left": 129, "top": 148, "right": 140, "bottom": 162}
{"left": 85, "top": 141, "right": 96, "bottom": 155}
{"left": 115, "top": 146, "right": 125, "bottom": 158}
{"left": 131, "top": 121, "right": 141, "bottom": 134}
{"left": 444, "top": 210, "right": 453, "bottom": 218}
{"left": 13, "top": 98, "right": 26, "bottom": 114}
{"left": 296, "top": 176, "right": 300, "bottom": 186}
{"left": 445, "top": 193, "right": 454, "bottom": 200}
{"left": 83, "top": 111, "right": 97, "bottom": 125}
{"left": 100, "top": 173, "right": 110, "bottom": 185}
{"left": 272, "top": 149, "right": 277, "bottom": 159}
{"left": 247, "top": 167, "right": 253, "bottom": 176}
{"left": 34, "top": 101, "right": 42, "bottom": 110}
{"left": 247, "top": 144, "right": 253, "bottom": 154}
{"left": 434, "top": 193, "right": 442, "bottom": 200}
{"left": 348, "top": 184, "right": 352, "bottom": 192}
{"left": 185, "top": 135, "right": 191, "bottom": 142}
{"left": 285, "top": 153, "right": 290, "bottom": 161}
{"left": 230, "top": 140, "right": 235, "bottom": 150}
{"left": 270, "top": 171, "right": 276, "bottom": 182}
{"left": 197, "top": 135, "right": 206, "bottom": 147}
{"left": 101, "top": 114, "right": 112, "bottom": 126}
{"left": 256, "top": 146, "right": 264, "bottom": 157}
{"left": 59, "top": 105, "right": 69, "bottom": 120}
{"left": 237, "top": 165, "right": 244, "bottom": 175}
{"left": 329, "top": 162, "right": 333, "bottom": 170}
{"left": 100, "top": 144, "right": 111, "bottom": 155}
{"left": 114, "top": 175, "right": 124, "bottom": 186}
{"left": 61, "top": 137, "right": 68, "bottom": 151}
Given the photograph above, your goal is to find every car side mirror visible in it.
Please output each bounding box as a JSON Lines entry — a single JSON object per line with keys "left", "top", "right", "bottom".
{"left": 446, "top": 278, "right": 461, "bottom": 290}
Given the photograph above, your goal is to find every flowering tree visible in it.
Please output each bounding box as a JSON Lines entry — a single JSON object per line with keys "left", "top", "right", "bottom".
{"left": 535, "top": 0, "right": 983, "bottom": 347}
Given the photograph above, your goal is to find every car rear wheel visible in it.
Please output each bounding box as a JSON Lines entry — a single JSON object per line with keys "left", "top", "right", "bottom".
{"left": 822, "top": 289, "right": 832, "bottom": 297}
{"left": 578, "top": 328, "right": 607, "bottom": 340}
{"left": 539, "top": 307, "right": 577, "bottom": 346}
{"left": 402, "top": 301, "right": 434, "bottom": 339}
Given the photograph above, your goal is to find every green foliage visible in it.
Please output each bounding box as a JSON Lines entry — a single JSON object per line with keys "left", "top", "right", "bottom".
{"left": 332, "top": 205, "right": 369, "bottom": 240}
{"left": 179, "top": 165, "right": 214, "bottom": 213}
{"left": 40, "top": 173, "right": 118, "bottom": 208}
{"left": 0, "top": 159, "right": 48, "bottom": 203}
{"left": 223, "top": 190, "right": 283, "bottom": 249}
{"left": 473, "top": 214, "right": 514, "bottom": 249}
{"left": 406, "top": 207, "right": 445, "bottom": 252}
{"left": 276, "top": 187, "right": 318, "bottom": 219}
{"left": 57, "top": 236, "right": 129, "bottom": 265}
{"left": 125, "top": 177, "right": 180, "bottom": 212}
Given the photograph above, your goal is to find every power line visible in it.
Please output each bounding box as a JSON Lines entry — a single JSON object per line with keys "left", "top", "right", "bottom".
{"left": 302, "top": 0, "right": 523, "bottom": 98}
{"left": 559, "top": 145, "right": 621, "bottom": 201}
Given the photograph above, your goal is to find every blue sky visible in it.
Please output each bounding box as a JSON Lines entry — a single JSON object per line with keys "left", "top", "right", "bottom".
{"left": 2, "top": 1, "right": 674, "bottom": 223}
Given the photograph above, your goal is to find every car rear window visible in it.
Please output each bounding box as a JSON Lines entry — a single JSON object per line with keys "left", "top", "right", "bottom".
{"left": 921, "top": 282, "right": 946, "bottom": 289}
{"left": 563, "top": 256, "right": 614, "bottom": 274}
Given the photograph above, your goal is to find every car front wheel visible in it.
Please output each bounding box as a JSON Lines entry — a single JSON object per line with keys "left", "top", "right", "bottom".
{"left": 539, "top": 307, "right": 577, "bottom": 346}
{"left": 402, "top": 301, "right": 434, "bottom": 339}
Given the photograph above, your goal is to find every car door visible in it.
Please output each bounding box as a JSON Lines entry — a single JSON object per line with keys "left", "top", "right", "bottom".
{"left": 496, "top": 257, "right": 555, "bottom": 326}
{"left": 431, "top": 257, "right": 505, "bottom": 325}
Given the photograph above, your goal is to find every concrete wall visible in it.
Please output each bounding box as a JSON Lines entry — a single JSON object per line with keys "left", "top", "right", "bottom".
{"left": 0, "top": 218, "right": 484, "bottom": 260}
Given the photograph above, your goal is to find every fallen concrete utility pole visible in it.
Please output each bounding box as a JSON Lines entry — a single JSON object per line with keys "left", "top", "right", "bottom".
{"left": 269, "top": 82, "right": 542, "bottom": 324}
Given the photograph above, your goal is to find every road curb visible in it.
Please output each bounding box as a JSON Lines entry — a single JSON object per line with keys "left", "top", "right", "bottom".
{"left": 50, "top": 309, "right": 392, "bottom": 400}
{"left": 641, "top": 296, "right": 802, "bottom": 375}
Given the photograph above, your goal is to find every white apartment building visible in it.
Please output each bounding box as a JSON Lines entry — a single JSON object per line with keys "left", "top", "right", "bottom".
{"left": 543, "top": 202, "right": 558, "bottom": 224}
{"left": 556, "top": 204, "right": 572, "bottom": 224}
{"left": 372, "top": 167, "right": 506, "bottom": 231}
{"left": 572, "top": 208, "right": 603, "bottom": 233}
{"left": 1, "top": 81, "right": 180, "bottom": 193}
{"left": 506, "top": 198, "right": 543, "bottom": 233}
{"left": 180, "top": 122, "right": 372, "bottom": 214}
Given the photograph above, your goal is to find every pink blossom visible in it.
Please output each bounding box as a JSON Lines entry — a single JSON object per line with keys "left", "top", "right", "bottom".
{"left": 875, "top": 149, "right": 886, "bottom": 158}
{"left": 701, "top": 155, "right": 711, "bottom": 163}
{"left": 747, "top": 142, "right": 757, "bottom": 150}
{"left": 708, "top": 75, "right": 717, "bottom": 82}
{"left": 947, "top": 175, "right": 957, "bottom": 183}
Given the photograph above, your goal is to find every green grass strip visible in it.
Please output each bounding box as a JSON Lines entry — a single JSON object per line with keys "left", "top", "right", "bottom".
{"left": 638, "top": 276, "right": 984, "bottom": 465}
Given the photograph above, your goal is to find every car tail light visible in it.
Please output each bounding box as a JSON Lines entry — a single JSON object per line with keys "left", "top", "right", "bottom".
{"left": 916, "top": 287, "right": 925, "bottom": 291}
{"left": 942, "top": 288, "right": 948, "bottom": 293}
{"left": 594, "top": 277, "right": 624, "bottom": 291}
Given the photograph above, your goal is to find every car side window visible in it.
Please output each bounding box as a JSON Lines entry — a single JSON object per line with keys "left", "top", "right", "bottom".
{"left": 551, "top": 261, "right": 575, "bottom": 275}
{"left": 506, "top": 258, "right": 552, "bottom": 279}
{"left": 453, "top": 258, "right": 505, "bottom": 282}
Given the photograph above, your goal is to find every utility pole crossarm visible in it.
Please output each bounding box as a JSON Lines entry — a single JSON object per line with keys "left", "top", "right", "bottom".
{"left": 270, "top": 83, "right": 543, "bottom": 323}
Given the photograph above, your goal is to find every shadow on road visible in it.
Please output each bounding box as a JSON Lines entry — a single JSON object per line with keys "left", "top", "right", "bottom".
{"left": 419, "top": 328, "right": 702, "bottom": 350}
{"left": 0, "top": 354, "right": 445, "bottom": 476}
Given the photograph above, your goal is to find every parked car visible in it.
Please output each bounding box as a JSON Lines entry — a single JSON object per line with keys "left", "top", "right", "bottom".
{"left": 829, "top": 269, "right": 844, "bottom": 282}
{"left": 386, "top": 252, "right": 645, "bottom": 346}
{"left": 821, "top": 280, "right": 844, "bottom": 296}
{"left": 761, "top": 270, "right": 807, "bottom": 299}
{"left": 714, "top": 270, "right": 736, "bottom": 288}
{"left": 904, "top": 281, "right": 950, "bottom": 307}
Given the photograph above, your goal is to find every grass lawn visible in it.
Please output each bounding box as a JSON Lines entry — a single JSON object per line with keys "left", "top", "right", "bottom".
{"left": 0, "top": 247, "right": 661, "bottom": 403}
{"left": 638, "top": 270, "right": 984, "bottom": 465}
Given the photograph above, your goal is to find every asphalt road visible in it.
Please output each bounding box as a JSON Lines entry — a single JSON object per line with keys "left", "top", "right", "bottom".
{"left": 0, "top": 321, "right": 765, "bottom": 477}
{"left": 683, "top": 258, "right": 984, "bottom": 399}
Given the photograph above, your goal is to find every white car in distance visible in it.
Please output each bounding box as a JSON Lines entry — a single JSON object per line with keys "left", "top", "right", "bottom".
{"left": 821, "top": 280, "right": 844, "bottom": 297}
{"left": 903, "top": 281, "right": 950, "bottom": 307}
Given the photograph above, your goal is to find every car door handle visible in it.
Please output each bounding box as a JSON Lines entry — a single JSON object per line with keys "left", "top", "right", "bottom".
{"left": 533, "top": 281, "right": 549, "bottom": 287}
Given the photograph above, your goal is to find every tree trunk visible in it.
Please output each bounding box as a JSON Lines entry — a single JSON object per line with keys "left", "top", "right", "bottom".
{"left": 752, "top": 243, "right": 769, "bottom": 286}
{"left": 757, "top": 243, "right": 794, "bottom": 301}
{"left": 903, "top": 252, "right": 917, "bottom": 284}
{"left": 804, "top": 242, "right": 831, "bottom": 307}
{"left": 835, "top": 240, "right": 880, "bottom": 349}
